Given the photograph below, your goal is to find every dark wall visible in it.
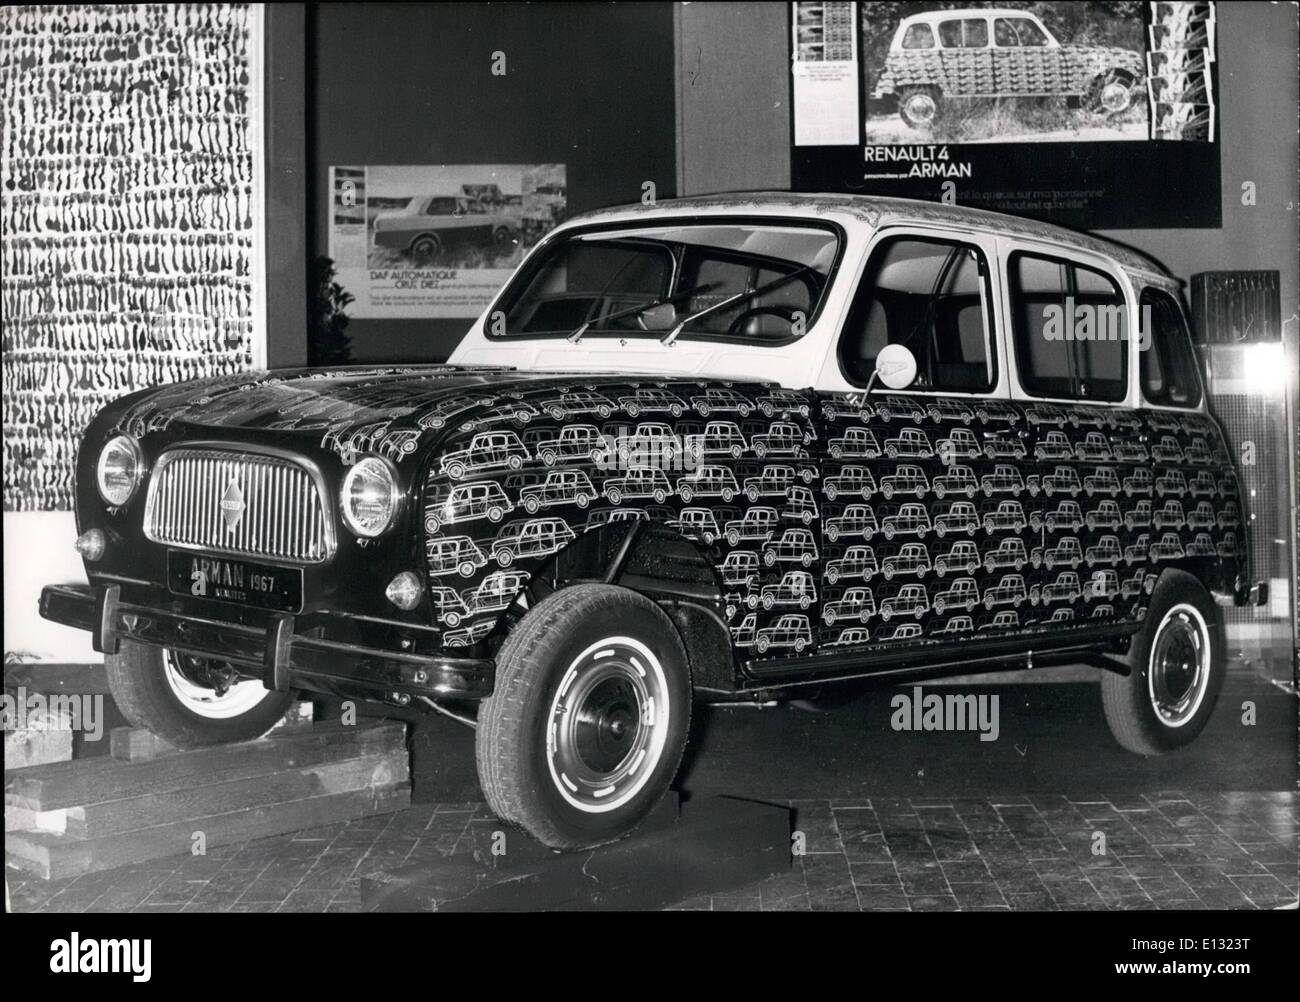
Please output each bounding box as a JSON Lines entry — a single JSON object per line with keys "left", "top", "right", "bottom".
{"left": 309, "top": 1, "right": 677, "bottom": 363}
{"left": 265, "top": 2, "right": 309, "bottom": 368}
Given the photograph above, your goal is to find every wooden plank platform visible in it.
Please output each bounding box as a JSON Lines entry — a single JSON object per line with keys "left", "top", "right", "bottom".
{"left": 360, "top": 794, "right": 792, "bottom": 912}
{"left": 5, "top": 720, "right": 411, "bottom": 881}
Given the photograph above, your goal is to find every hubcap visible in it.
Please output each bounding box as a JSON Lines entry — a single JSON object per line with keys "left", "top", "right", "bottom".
{"left": 163, "top": 651, "right": 270, "bottom": 720}
{"left": 1147, "top": 604, "right": 1211, "bottom": 727}
{"left": 1100, "top": 81, "right": 1130, "bottom": 113}
{"left": 546, "top": 637, "right": 670, "bottom": 814}
{"left": 903, "top": 93, "right": 936, "bottom": 124}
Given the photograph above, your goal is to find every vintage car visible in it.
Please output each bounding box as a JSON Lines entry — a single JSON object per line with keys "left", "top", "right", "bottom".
{"left": 372, "top": 195, "right": 520, "bottom": 265}
{"left": 42, "top": 193, "right": 1262, "bottom": 851}
{"left": 872, "top": 8, "right": 1145, "bottom": 128}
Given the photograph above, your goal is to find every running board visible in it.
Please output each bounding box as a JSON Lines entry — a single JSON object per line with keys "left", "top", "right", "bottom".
{"left": 740, "top": 624, "right": 1136, "bottom": 690}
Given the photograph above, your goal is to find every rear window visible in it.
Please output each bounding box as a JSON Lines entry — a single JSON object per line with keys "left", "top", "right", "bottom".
{"left": 492, "top": 222, "right": 840, "bottom": 343}
{"left": 1139, "top": 287, "right": 1203, "bottom": 408}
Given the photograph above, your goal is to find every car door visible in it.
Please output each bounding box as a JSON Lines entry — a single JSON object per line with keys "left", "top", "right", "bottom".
{"left": 936, "top": 14, "right": 993, "bottom": 98}
{"left": 999, "top": 238, "right": 1136, "bottom": 629}
{"left": 991, "top": 14, "right": 1056, "bottom": 97}
{"left": 813, "top": 225, "right": 1009, "bottom": 652}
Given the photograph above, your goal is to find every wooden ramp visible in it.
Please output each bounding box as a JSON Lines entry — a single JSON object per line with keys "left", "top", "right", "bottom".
{"left": 5, "top": 720, "right": 410, "bottom": 881}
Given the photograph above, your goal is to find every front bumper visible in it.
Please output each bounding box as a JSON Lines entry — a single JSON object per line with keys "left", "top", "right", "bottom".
{"left": 39, "top": 583, "right": 495, "bottom": 704}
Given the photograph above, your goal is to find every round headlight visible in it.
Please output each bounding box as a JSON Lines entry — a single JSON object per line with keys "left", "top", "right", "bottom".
{"left": 341, "top": 456, "right": 401, "bottom": 537}
{"left": 96, "top": 435, "right": 145, "bottom": 507}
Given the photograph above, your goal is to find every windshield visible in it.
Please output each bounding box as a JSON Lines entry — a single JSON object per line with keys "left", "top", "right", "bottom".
{"left": 491, "top": 221, "right": 840, "bottom": 342}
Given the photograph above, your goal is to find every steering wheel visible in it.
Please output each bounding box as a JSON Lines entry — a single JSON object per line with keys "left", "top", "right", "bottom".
{"left": 725, "top": 305, "right": 800, "bottom": 336}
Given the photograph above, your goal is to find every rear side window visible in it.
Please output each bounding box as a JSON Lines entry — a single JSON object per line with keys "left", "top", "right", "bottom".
{"left": 1140, "top": 287, "right": 1203, "bottom": 408}
{"left": 994, "top": 17, "right": 1049, "bottom": 47}
{"left": 939, "top": 18, "right": 988, "bottom": 48}
{"left": 1009, "top": 252, "right": 1128, "bottom": 402}
{"left": 838, "top": 236, "right": 995, "bottom": 393}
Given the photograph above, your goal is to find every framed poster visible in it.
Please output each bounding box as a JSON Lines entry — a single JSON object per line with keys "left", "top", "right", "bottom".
{"left": 328, "top": 164, "right": 566, "bottom": 319}
{"left": 790, "top": 1, "right": 1221, "bottom": 228}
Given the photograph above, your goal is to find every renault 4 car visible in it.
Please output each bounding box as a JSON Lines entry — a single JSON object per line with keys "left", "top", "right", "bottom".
{"left": 43, "top": 193, "right": 1261, "bottom": 852}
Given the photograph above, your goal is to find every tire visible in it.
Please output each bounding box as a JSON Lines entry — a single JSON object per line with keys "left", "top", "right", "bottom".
{"left": 475, "top": 583, "right": 692, "bottom": 849}
{"left": 105, "top": 642, "right": 294, "bottom": 748}
{"left": 1087, "top": 71, "right": 1135, "bottom": 115}
{"left": 408, "top": 233, "right": 442, "bottom": 264}
{"left": 1101, "top": 572, "right": 1224, "bottom": 755}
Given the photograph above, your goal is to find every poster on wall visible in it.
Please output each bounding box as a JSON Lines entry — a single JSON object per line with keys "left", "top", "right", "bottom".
{"left": 791, "top": 2, "right": 861, "bottom": 146}
{"left": 789, "top": 1, "right": 1221, "bottom": 228}
{"left": 328, "top": 164, "right": 566, "bottom": 319}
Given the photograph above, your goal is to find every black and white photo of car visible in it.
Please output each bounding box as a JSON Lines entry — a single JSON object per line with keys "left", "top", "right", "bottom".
{"left": 425, "top": 480, "right": 514, "bottom": 532}
{"left": 823, "top": 586, "right": 877, "bottom": 624}
{"left": 439, "top": 430, "right": 530, "bottom": 479}
{"left": 519, "top": 470, "right": 598, "bottom": 512}
{"left": 534, "top": 424, "right": 609, "bottom": 466}
{"left": 489, "top": 517, "right": 577, "bottom": 566}
{"left": 603, "top": 466, "right": 673, "bottom": 504}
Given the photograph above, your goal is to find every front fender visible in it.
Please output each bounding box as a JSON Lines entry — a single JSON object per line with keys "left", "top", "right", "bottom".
{"left": 417, "top": 378, "right": 817, "bottom": 670}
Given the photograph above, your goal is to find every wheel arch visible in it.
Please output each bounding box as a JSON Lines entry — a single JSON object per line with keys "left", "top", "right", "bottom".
{"left": 482, "top": 519, "right": 737, "bottom": 691}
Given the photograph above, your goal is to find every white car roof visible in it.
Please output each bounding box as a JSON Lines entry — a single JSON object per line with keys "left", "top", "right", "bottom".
{"left": 901, "top": 8, "right": 1045, "bottom": 25}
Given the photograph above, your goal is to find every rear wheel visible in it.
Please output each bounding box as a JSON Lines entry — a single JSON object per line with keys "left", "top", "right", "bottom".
{"left": 1101, "top": 572, "right": 1224, "bottom": 755}
{"left": 106, "top": 643, "right": 295, "bottom": 748}
{"left": 1087, "top": 71, "right": 1135, "bottom": 115}
{"left": 475, "top": 584, "right": 691, "bottom": 849}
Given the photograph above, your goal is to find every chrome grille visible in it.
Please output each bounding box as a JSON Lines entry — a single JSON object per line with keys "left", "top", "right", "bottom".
{"left": 144, "top": 448, "right": 335, "bottom": 564}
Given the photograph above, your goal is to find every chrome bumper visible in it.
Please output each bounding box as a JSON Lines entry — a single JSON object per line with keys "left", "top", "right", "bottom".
{"left": 39, "top": 583, "right": 495, "bottom": 703}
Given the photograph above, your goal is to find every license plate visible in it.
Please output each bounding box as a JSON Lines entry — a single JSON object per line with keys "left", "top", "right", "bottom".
{"left": 168, "top": 551, "right": 303, "bottom": 613}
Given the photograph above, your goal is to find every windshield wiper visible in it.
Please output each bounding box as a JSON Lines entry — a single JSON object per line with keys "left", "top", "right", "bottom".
{"left": 660, "top": 266, "right": 815, "bottom": 346}
{"left": 565, "top": 283, "right": 719, "bottom": 343}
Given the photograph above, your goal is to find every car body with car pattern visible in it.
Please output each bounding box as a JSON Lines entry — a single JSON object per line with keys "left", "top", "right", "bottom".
{"left": 43, "top": 193, "right": 1262, "bottom": 851}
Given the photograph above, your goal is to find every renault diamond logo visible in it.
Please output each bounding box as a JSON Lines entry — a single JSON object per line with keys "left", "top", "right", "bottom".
{"left": 220, "top": 478, "right": 245, "bottom": 531}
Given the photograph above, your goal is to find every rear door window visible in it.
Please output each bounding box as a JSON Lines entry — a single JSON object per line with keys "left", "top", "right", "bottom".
{"left": 939, "top": 17, "right": 989, "bottom": 48}
{"left": 1009, "top": 251, "right": 1128, "bottom": 402}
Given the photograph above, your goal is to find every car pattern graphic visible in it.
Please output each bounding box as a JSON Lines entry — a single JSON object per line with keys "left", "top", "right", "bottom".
{"left": 420, "top": 379, "right": 1245, "bottom": 662}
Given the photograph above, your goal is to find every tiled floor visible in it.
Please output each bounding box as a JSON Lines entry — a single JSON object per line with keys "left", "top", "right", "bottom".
{"left": 8, "top": 791, "right": 1296, "bottom": 912}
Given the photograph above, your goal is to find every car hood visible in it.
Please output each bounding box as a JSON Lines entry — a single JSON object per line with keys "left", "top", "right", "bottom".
{"left": 102, "top": 364, "right": 697, "bottom": 468}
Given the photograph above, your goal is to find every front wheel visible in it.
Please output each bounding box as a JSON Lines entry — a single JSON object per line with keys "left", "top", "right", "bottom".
{"left": 1101, "top": 572, "right": 1224, "bottom": 755}
{"left": 408, "top": 233, "right": 442, "bottom": 265}
{"left": 475, "top": 584, "right": 691, "bottom": 850}
{"left": 897, "top": 87, "right": 941, "bottom": 128}
{"left": 105, "top": 643, "right": 295, "bottom": 748}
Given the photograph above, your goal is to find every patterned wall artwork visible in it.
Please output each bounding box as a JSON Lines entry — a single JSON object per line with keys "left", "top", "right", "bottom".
{"left": 0, "top": 3, "right": 262, "bottom": 512}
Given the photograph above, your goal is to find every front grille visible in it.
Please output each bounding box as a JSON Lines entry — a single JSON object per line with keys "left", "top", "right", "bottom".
{"left": 144, "top": 448, "right": 335, "bottom": 564}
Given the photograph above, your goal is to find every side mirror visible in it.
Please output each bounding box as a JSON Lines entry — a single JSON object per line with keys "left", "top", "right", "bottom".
{"left": 872, "top": 344, "right": 918, "bottom": 392}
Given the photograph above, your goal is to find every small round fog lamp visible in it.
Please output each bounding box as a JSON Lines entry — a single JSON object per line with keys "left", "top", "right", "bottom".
{"left": 385, "top": 571, "right": 423, "bottom": 611}
{"left": 74, "top": 529, "right": 107, "bottom": 562}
